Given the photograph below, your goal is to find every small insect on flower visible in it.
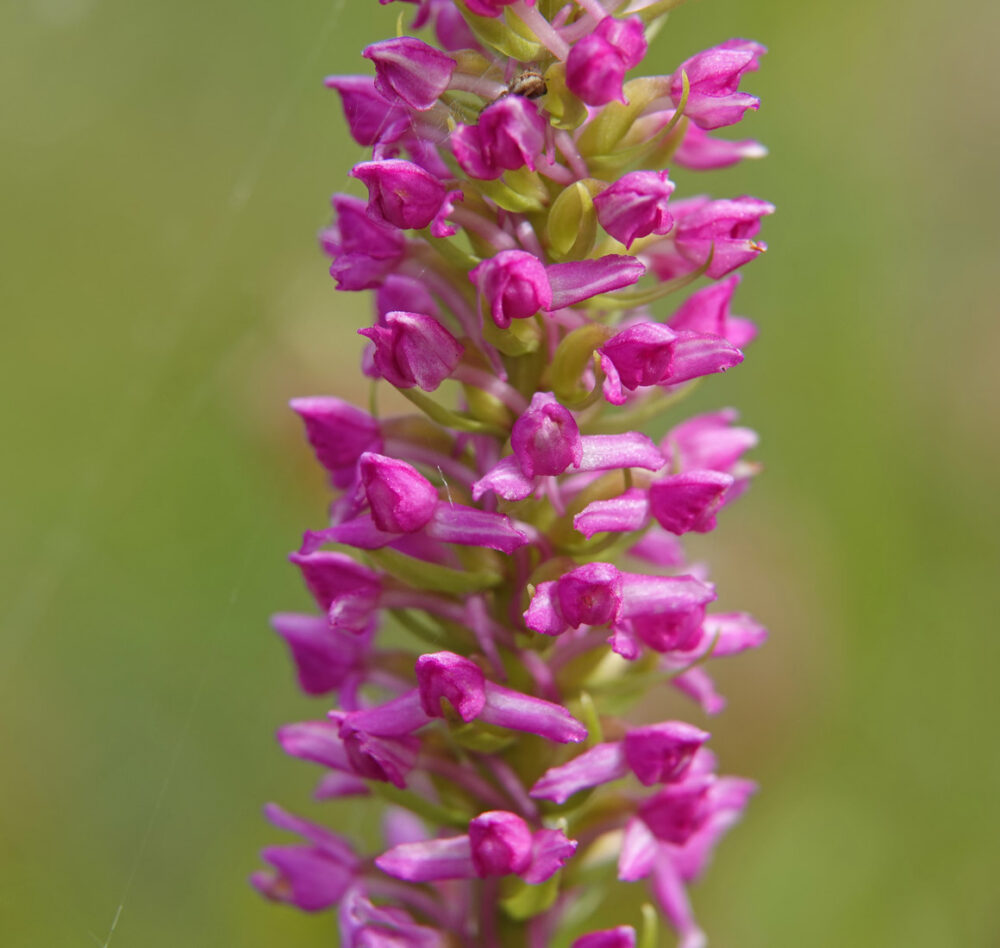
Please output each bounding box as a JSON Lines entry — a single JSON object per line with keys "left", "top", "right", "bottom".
{"left": 504, "top": 69, "right": 546, "bottom": 100}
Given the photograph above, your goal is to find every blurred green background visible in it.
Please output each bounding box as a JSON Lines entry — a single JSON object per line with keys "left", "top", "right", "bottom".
{"left": 2, "top": 0, "right": 999, "bottom": 945}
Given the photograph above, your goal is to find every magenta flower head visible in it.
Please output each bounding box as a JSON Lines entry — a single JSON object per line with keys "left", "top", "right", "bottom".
{"left": 468, "top": 811, "right": 533, "bottom": 877}
{"left": 362, "top": 36, "right": 455, "bottom": 111}
{"left": 358, "top": 311, "right": 464, "bottom": 391}
{"left": 359, "top": 453, "right": 438, "bottom": 533}
{"left": 351, "top": 159, "right": 447, "bottom": 231}
{"left": 261, "top": 5, "right": 773, "bottom": 947}
{"left": 452, "top": 95, "right": 548, "bottom": 180}
{"left": 470, "top": 249, "right": 552, "bottom": 328}
{"left": 510, "top": 392, "right": 582, "bottom": 477}
{"left": 625, "top": 722, "right": 710, "bottom": 785}
{"left": 352, "top": 165, "right": 422, "bottom": 227}
{"left": 598, "top": 322, "right": 744, "bottom": 405}
{"left": 652, "top": 195, "right": 775, "bottom": 280}
{"left": 594, "top": 170, "right": 676, "bottom": 248}
{"left": 567, "top": 16, "right": 647, "bottom": 107}
{"left": 557, "top": 562, "right": 624, "bottom": 628}
{"left": 415, "top": 651, "right": 486, "bottom": 722}
{"left": 671, "top": 39, "right": 767, "bottom": 130}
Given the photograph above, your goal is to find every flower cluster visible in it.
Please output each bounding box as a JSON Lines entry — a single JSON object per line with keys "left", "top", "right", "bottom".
{"left": 254, "top": 2, "right": 772, "bottom": 946}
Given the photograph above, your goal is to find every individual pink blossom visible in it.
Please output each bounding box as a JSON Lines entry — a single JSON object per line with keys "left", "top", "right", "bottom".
{"left": 358, "top": 310, "right": 464, "bottom": 391}
{"left": 598, "top": 323, "right": 744, "bottom": 405}
{"left": 360, "top": 453, "right": 440, "bottom": 533}
{"left": 323, "top": 193, "right": 405, "bottom": 290}
{"left": 671, "top": 39, "right": 767, "bottom": 130}
{"left": 650, "top": 195, "right": 775, "bottom": 280}
{"left": 594, "top": 170, "right": 676, "bottom": 248}
{"left": 530, "top": 721, "right": 710, "bottom": 803}
{"left": 470, "top": 249, "right": 552, "bottom": 328}
{"left": 668, "top": 275, "right": 758, "bottom": 347}
{"left": 351, "top": 159, "right": 448, "bottom": 231}
{"left": 452, "top": 95, "right": 548, "bottom": 180}
{"left": 510, "top": 391, "right": 583, "bottom": 477}
{"left": 251, "top": 804, "right": 359, "bottom": 911}
{"left": 363, "top": 36, "right": 456, "bottom": 111}
{"left": 566, "top": 16, "right": 647, "bottom": 106}
{"left": 376, "top": 812, "right": 575, "bottom": 882}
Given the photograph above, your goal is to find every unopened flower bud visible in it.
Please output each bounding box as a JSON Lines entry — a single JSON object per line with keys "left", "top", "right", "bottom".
{"left": 567, "top": 33, "right": 628, "bottom": 107}
{"left": 363, "top": 36, "right": 456, "bottom": 111}
{"left": 415, "top": 651, "right": 487, "bottom": 722}
{"left": 469, "top": 811, "right": 534, "bottom": 877}
{"left": 566, "top": 16, "right": 647, "bottom": 107}
{"left": 452, "top": 95, "right": 547, "bottom": 180}
{"left": 624, "top": 722, "right": 710, "bottom": 786}
{"left": 359, "top": 453, "right": 438, "bottom": 533}
{"left": 594, "top": 170, "right": 676, "bottom": 249}
{"left": 671, "top": 39, "right": 766, "bottom": 130}
{"left": 510, "top": 392, "right": 582, "bottom": 477}
{"left": 351, "top": 159, "right": 447, "bottom": 231}
{"left": 638, "top": 777, "right": 713, "bottom": 845}
{"left": 359, "top": 311, "right": 464, "bottom": 391}
{"left": 648, "top": 470, "right": 734, "bottom": 535}
{"left": 470, "top": 249, "right": 552, "bottom": 328}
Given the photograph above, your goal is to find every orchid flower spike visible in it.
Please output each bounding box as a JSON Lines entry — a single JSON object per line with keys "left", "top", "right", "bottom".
{"left": 257, "top": 3, "right": 773, "bottom": 946}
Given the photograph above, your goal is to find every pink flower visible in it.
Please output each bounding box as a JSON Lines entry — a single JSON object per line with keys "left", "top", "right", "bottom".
{"left": 510, "top": 391, "right": 583, "bottom": 477}
{"left": 566, "top": 16, "right": 647, "bottom": 106}
{"left": 363, "top": 36, "right": 456, "bottom": 111}
{"left": 650, "top": 195, "right": 775, "bottom": 280}
{"left": 671, "top": 39, "right": 767, "bottom": 130}
{"left": 351, "top": 159, "right": 448, "bottom": 231}
{"left": 358, "top": 310, "right": 464, "bottom": 391}
{"left": 594, "top": 170, "right": 676, "bottom": 248}
{"left": 452, "top": 95, "right": 548, "bottom": 180}
{"left": 470, "top": 249, "right": 552, "bottom": 328}
{"left": 598, "top": 323, "right": 744, "bottom": 405}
